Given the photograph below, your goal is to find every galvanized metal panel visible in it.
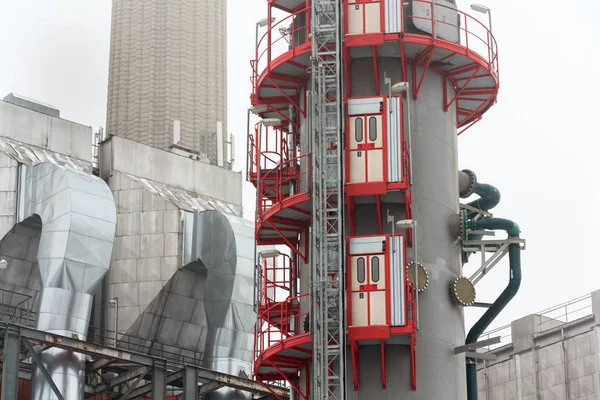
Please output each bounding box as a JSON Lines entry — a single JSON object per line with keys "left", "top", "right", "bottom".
{"left": 348, "top": 98, "right": 383, "bottom": 116}
{"left": 385, "top": 0, "right": 402, "bottom": 33}
{"left": 349, "top": 236, "right": 386, "bottom": 255}
{"left": 387, "top": 97, "right": 402, "bottom": 183}
{"left": 390, "top": 235, "right": 405, "bottom": 326}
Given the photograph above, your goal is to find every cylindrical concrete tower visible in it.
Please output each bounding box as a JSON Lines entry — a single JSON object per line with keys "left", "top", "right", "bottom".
{"left": 249, "top": 1, "right": 499, "bottom": 399}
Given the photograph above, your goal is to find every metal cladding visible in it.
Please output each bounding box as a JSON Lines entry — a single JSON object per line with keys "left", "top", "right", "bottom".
{"left": 18, "top": 163, "right": 116, "bottom": 400}
{"left": 192, "top": 211, "right": 255, "bottom": 400}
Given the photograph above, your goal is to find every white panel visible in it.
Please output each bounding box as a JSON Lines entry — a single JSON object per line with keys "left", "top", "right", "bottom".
{"left": 387, "top": 97, "right": 403, "bottom": 183}
{"left": 365, "top": 3, "right": 381, "bottom": 33}
{"left": 368, "top": 150, "right": 384, "bottom": 181}
{"left": 349, "top": 236, "right": 385, "bottom": 255}
{"left": 411, "top": 0, "right": 459, "bottom": 43}
{"left": 173, "top": 120, "right": 181, "bottom": 145}
{"left": 216, "top": 121, "right": 224, "bottom": 167}
{"left": 370, "top": 292, "right": 387, "bottom": 325}
{"left": 350, "top": 153, "right": 366, "bottom": 183}
{"left": 390, "top": 235, "right": 405, "bottom": 326}
{"left": 385, "top": 0, "right": 402, "bottom": 33}
{"left": 348, "top": 98, "right": 383, "bottom": 115}
{"left": 348, "top": 3, "right": 363, "bottom": 35}
{"left": 352, "top": 292, "right": 368, "bottom": 326}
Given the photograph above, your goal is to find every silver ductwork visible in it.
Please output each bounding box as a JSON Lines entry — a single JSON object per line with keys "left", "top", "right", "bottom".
{"left": 17, "top": 163, "right": 116, "bottom": 400}
{"left": 191, "top": 211, "right": 255, "bottom": 400}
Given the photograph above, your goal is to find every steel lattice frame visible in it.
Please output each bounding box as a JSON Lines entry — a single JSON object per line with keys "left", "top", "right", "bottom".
{"left": 310, "top": 0, "right": 346, "bottom": 398}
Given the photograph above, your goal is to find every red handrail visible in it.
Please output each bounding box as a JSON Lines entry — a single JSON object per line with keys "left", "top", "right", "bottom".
{"left": 256, "top": 153, "right": 311, "bottom": 218}
{"left": 255, "top": 293, "right": 310, "bottom": 361}
{"left": 251, "top": 6, "right": 311, "bottom": 100}
{"left": 406, "top": 1, "right": 499, "bottom": 78}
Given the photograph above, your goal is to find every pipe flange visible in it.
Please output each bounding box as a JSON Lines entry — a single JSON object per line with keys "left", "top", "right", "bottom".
{"left": 460, "top": 169, "right": 477, "bottom": 198}
{"left": 407, "top": 262, "right": 429, "bottom": 292}
{"left": 460, "top": 210, "right": 468, "bottom": 242}
{"left": 450, "top": 276, "right": 476, "bottom": 306}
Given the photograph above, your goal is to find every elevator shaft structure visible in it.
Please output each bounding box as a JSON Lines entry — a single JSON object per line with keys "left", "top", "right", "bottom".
{"left": 310, "top": 0, "right": 346, "bottom": 398}
{"left": 249, "top": 1, "right": 515, "bottom": 399}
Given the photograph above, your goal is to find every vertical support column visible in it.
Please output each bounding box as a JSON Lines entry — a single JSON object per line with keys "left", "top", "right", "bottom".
{"left": 1, "top": 325, "right": 21, "bottom": 400}
{"left": 152, "top": 358, "right": 167, "bottom": 400}
{"left": 182, "top": 365, "right": 199, "bottom": 399}
{"left": 310, "top": 0, "right": 345, "bottom": 398}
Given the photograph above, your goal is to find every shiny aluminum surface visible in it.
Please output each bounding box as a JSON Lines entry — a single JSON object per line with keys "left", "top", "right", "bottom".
{"left": 193, "top": 211, "right": 255, "bottom": 399}
{"left": 16, "top": 163, "right": 116, "bottom": 400}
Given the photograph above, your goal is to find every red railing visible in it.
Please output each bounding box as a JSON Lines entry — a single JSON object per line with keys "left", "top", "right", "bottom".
{"left": 257, "top": 253, "right": 296, "bottom": 308}
{"left": 251, "top": 6, "right": 311, "bottom": 100}
{"left": 404, "top": 1, "right": 499, "bottom": 78}
{"left": 255, "top": 293, "right": 310, "bottom": 360}
{"left": 256, "top": 153, "right": 311, "bottom": 218}
{"left": 247, "top": 123, "right": 293, "bottom": 183}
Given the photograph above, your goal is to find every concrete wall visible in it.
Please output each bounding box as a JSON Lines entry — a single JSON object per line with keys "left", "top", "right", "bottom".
{"left": 103, "top": 171, "right": 183, "bottom": 335}
{"left": 478, "top": 290, "right": 600, "bottom": 400}
{"left": 0, "top": 101, "right": 91, "bottom": 162}
{"left": 99, "top": 136, "right": 242, "bottom": 207}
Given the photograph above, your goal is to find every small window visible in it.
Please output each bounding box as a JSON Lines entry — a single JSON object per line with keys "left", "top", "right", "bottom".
{"left": 355, "top": 118, "right": 364, "bottom": 142}
{"left": 369, "top": 117, "right": 378, "bottom": 142}
{"left": 357, "top": 257, "right": 366, "bottom": 284}
{"left": 371, "top": 257, "right": 380, "bottom": 283}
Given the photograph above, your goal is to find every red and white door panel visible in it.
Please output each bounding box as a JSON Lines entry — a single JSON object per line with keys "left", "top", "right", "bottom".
{"left": 348, "top": 98, "right": 384, "bottom": 185}
{"left": 348, "top": 236, "right": 388, "bottom": 327}
{"left": 348, "top": 235, "right": 407, "bottom": 329}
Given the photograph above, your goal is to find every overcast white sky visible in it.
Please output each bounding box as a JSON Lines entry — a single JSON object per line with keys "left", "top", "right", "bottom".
{"left": 1, "top": 0, "right": 599, "bottom": 333}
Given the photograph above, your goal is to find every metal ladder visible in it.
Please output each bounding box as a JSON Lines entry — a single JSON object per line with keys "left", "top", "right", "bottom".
{"left": 310, "top": 0, "right": 345, "bottom": 399}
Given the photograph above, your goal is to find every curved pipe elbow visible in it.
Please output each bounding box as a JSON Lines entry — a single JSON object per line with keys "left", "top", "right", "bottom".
{"left": 458, "top": 169, "right": 501, "bottom": 213}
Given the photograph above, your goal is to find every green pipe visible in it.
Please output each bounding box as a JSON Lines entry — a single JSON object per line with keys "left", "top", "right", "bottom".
{"left": 468, "top": 182, "right": 501, "bottom": 215}
{"left": 465, "top": 218, "right": 521, "bottom": 400}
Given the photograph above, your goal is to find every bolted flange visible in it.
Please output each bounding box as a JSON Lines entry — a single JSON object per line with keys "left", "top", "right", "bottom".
{"left": 407, "top": 261, "right": 429, "bottom": 292}
{"left": 460, "top": 169, "right": 477, "bottom": 198}
{"left": 450, "top": 276, "right": 476, "bottom": 306}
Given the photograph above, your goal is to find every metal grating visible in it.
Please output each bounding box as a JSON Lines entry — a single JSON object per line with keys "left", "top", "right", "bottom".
{"left": 310, "top": 0, "right": 346, "bottom": 398}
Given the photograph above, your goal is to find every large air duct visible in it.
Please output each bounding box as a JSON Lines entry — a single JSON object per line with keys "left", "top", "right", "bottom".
{"left": 192, "top": 210, "right": 255, "bottom": 400}
{"left": 18, "top": 163, "right": 116, "bottom": 400}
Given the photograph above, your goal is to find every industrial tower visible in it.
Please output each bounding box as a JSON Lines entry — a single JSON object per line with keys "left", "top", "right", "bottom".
{"left": 106, "top": 0, "right": 228, "bottom": 163}
{"left": 248, "top": 1, "right": 524, "bottom": 399}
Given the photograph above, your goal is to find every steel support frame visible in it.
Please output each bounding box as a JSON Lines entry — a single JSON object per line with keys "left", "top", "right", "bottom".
{"left": 464, "top": 238, "right": 526, "bottom": 286}
{"left": 310, "top": 0, "right": 346, "bottom": 399}
{"left": 0, "top": 324, "right": 289, "bottom": 399}
{"left": 22, "top": 337, "right": 65, "bottom": 400}
{"left": 1, "top": 325, "right": 21, "bottom": 399}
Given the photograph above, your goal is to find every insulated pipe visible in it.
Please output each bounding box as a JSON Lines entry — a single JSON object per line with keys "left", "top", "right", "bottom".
{"left": 193, "top": 211, "right": 255, "bottom": 400}
{"left": 21, "top": 163, "right": 116, "bottom": 400}
{"left": 464, "top": 218, "right": 521, "bottom": 400}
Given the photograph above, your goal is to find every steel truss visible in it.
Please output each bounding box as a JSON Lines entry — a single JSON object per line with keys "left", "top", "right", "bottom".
{"left": 310, "top": 0, "right": 346, "bottom": 399}
{"left": 0, "top": 324, "right": 289, "bottom": 400}
{"left": 463, "top": 238, "right": 526, "bottom": 286}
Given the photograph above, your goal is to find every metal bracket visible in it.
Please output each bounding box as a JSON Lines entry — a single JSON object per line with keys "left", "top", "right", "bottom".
{"left": 471, "top": 302, "right": 494, "bottom": 308}
{"left": 22, "top": 337, "right": 65, "bottom": 400}
{"left": 465, "top": 351, "right": 497, "bottom": 361}
{"left": 460, "top": 203, "right": 493, "bottom": 218}
{"left": 453, "top": 336, "right": 501, "bottom": 354}
{"left": 464, "top": 238, "right": 526, "bottom": 285}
